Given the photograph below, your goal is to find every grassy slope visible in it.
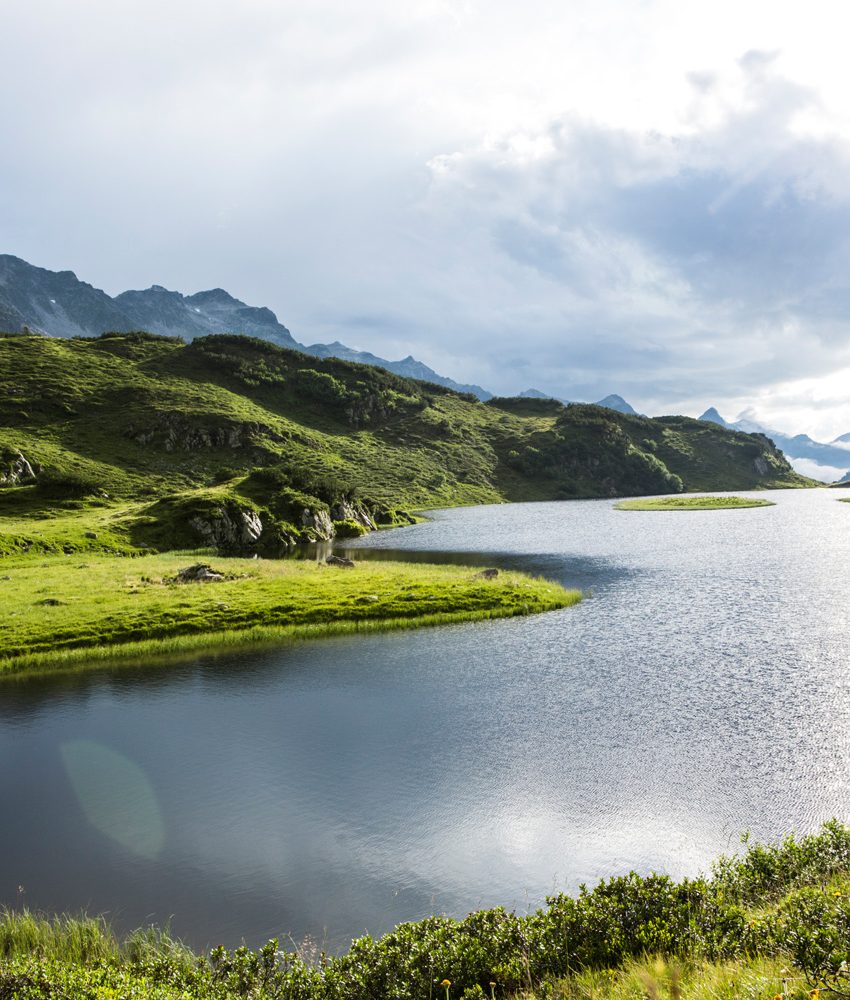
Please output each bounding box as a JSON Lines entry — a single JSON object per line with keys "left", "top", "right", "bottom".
{"left": 0, "top": 332, "right": 813, "bottom": 671}
{"left": 616, "top": 496, "right": 776, "bottom": 511}
{"left": 2, "top": 823, "right": 850, "bottom": 1000}
{"left": 0, "top": 554, "right": 578, "bottom": 675}
{"left": 0, "top": 337, "right": 808, "bottom": 520}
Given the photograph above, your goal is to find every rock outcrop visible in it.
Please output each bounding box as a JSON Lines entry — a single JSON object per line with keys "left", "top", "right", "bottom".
{"left": 331, "top": 500, "right": 376, "bottom": 531}
{"left": 0, "top": 449, "right": 38, "bottom": 486}
{"left": 189, "top": 504, "right": 264, "bottom": 554}
{"left": 300, "top": 507, "right": 334, "bottom": 540}
{"left": 126, "top": 414, "right": 276, "bottom": 452}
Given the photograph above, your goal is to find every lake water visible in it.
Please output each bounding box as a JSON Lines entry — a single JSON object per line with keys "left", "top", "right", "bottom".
{"left": 2, "top": 489, "right": 849, "bottom": 951}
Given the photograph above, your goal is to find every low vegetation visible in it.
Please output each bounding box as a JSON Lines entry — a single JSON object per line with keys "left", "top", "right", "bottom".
{"left": 0, "top": 332, "right": 811, "bottom": 562}
{"left": 0, "top": 553, "right": 578, "bottom": 676}
{"left": 3, "top": 822, "right": 850, "bottom": 999}
{"left": 616, "top": 495, "right": 777, "bottom": 511}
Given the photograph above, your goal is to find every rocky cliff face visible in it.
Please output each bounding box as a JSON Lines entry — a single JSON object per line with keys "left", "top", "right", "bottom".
{"left": 140, "top": 489, "right": 379, "bottom": 556}
{"left": 300, "top": 507, "right": 334, "bottom": 541}
{"left": 188, "top": 504, "right": 265, "bottom": 553}
{"left": 332, "top": 499, "right": 376, "bottom": 531}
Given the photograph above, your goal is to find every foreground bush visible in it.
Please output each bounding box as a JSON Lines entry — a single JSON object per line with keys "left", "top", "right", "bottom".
{"left": 3, "top": 822, "right": 850, "bottom": 999}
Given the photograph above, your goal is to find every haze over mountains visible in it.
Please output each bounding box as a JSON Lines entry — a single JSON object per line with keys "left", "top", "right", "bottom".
{"left": 699, "top": 407, "right": 850, "bottom": 483}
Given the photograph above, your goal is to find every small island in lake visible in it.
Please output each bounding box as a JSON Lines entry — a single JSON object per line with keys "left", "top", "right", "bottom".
{"left": 616, "top": 495, "right": 777, "bottom": 511}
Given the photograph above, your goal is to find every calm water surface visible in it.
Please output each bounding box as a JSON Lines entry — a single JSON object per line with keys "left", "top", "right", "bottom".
{"left": 2, "top": 489, "right": 849, "bottom": 950}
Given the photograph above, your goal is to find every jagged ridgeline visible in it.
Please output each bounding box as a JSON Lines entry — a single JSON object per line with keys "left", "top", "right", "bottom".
{"left": 0, "top": 331, "right": 808, "bottom": 555}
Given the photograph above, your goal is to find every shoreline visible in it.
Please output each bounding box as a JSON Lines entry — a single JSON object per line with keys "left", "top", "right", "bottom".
{"left": 0, "top": 552, "right": 580, "bottom": 680}
{"left": 1, "top": 821, "right": 847, "bottom": 999}
{"left": 0, "top": 598, "right": 576, "bottom": 680}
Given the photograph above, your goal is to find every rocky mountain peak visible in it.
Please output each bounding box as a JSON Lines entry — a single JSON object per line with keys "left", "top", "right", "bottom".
{"left": 699, "top": 407, "right": 727, "bottom": 426}
{"left": 186, "top": 288, "right": 241, "bottom": 307}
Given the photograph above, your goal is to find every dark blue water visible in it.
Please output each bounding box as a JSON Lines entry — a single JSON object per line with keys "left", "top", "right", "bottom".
{"left": 2, "top": 490, "right": 849, "bottom": 951}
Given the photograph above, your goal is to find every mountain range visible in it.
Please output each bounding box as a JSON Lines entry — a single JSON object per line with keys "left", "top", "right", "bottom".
{"left": 6, "top": 256, "right": 844, "bottom": 461}
{"left": 699, "top": 407, "right": 850, "bottom": 483}
{"left": 0, "top": 254, "right": 492, "bottom": 400}
{"left": 0, "top": 254, "right": 649, "bottom": 414}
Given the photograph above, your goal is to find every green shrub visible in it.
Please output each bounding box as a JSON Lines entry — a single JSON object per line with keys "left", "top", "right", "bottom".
{"left": 333, "top": 519, "right": 368, "bottom": 538}
{"left": 37, "top": 469, "right": 105, "bottom": 499}
{"left": 5, "top": 824, "right": 850, "bottom": 1000}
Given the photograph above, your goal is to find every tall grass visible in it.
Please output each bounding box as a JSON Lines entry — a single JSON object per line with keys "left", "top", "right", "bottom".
{"left": 0, "top": 909, "right": 117, "bottom": 964}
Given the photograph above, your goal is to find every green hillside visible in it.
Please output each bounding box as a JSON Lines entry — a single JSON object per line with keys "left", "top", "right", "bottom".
{"left": 0, "top": 331, "right": 811, "bottom": 556}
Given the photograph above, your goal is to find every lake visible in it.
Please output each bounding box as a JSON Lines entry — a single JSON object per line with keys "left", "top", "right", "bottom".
{"left": 2, "top": 489, "right": 849, "bottom": 951}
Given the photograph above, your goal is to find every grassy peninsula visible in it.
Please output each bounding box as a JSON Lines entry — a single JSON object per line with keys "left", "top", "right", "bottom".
{"left": 0, "top": 331, "right": 811, "bottom": 673}
{"left": 0, "top": 553, "right": 577, "bottom": 676}
{"left": 3, "top": 822, "right": 850, "bottom": 999}
{"left": 616, "top": 495, "right": 777, "bottom": 511}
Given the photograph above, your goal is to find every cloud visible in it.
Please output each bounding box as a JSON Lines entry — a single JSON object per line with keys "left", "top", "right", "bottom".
{"left": 407, "top": 56, "right": 850, "bottom": 414}
{"left": 4, "top": 1, "right": 850, "bottom": 434}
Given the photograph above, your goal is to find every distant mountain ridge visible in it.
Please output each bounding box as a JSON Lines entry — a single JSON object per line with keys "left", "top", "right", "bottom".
{"left": 303, "top": 341, "right": 491, "bottom": 399}
{"left": 699, "top": 406, "right": 850, "bottom": 482}
{"left": 520, "top": 388, "right": 638, "bottom": 414}
{"left": 0, "top": 254, "right": 655, "bottom": 412}
{"left": 0, "top": 254, "right": 490, "bottom": 399}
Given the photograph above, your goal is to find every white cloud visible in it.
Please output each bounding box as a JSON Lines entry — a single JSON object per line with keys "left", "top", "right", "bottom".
{"left": 4, "top": 1, "right": 850, "bottom": 433}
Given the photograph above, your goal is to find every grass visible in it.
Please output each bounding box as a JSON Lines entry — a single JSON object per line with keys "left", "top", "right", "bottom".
{"left": 3, "top": 822, "right": 850, "bottom": 999}
{"left": 0, "top": 551, "right": 580, "bottom": 676}
{"left": 526, "top": 955, "right": 813, "bottom": 1000}
{"left": 0, "top": 331, "right": 807, "bottom": 679}
{"left": 0, "top": 332, "right": 813, "bottom": 519}
{"left": 616, "top": 495, "right": 777, "bottom": 511}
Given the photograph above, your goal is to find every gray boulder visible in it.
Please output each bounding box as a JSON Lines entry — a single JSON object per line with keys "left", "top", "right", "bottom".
{"left": 174, "top": 563, "right": 225, "bottom": 583}
{"left": 325, "top": 554, "right": 356, "bottom": 568}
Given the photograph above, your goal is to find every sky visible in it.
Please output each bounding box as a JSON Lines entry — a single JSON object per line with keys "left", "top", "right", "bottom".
{"left": 4, "top": 0, "right": 850, "bottom": 438}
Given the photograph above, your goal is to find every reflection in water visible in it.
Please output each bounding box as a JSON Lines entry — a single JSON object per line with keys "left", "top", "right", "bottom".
{"left": 1, "top": 489, "right": 850, "bottom": 950}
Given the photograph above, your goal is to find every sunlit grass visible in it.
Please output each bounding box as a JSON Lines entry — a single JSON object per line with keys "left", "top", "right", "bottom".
{"left": 526, "top": 955, "right": 810, "bottom": 1000}
{"left": 0, "top": 551, "right": 580, "bottom": 677}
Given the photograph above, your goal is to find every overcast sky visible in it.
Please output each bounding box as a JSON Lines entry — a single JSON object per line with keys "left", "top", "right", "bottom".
{"left": 4, "top": 0, "right": 850, "bottom": 438}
